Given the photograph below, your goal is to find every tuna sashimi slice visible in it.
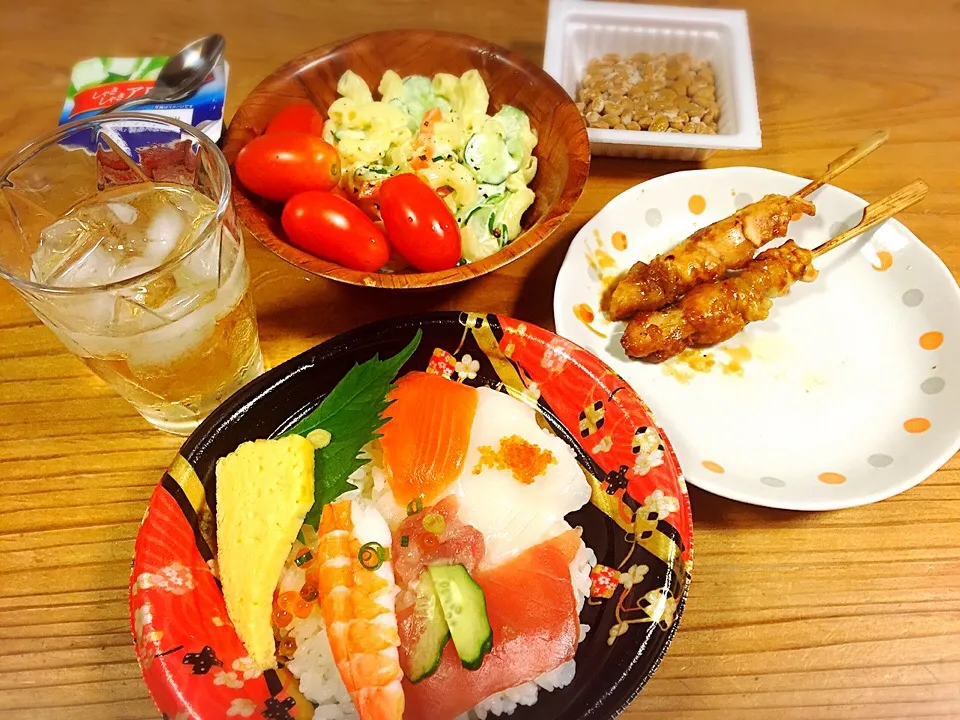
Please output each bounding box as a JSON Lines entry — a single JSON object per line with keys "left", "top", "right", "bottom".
{"left": 402, "top": 529, "right": 582, "bottom": 720}
{"left": 379, "top": 371, "right": 478, "bottom": 506}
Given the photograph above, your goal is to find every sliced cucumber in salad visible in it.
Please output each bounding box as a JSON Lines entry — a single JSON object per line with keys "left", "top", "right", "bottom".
{"left": 356, "top": 164, "right": 393, "bottom": 177}
{"left": 464, "top": 131, "right": 520, "bottom": 185}
{"left": 465, "top": 202, "right": 509, "bottom": 251}
{"left": 397, "top": 75, "right": 452, "bottom": 131}
{"left": 492, "top": 105, "right": 533, "bottom": 164}
{"left": 477, "top": 182, "right": 506, "bottom": 201}
{"left": 461, "top": 194, "right": 509, "bottom": 261}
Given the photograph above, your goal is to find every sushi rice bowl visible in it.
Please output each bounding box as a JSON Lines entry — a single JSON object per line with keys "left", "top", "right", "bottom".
{"left": 216, "top": 344, "right": 598, "bottom": 720}
{"left": 130, "top": 314, "right": 693, "bottom": 720}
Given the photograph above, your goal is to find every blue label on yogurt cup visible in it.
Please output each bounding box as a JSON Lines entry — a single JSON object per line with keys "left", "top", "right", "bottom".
{"left": 58, "top": 56, "right": 229, "bottom": 156}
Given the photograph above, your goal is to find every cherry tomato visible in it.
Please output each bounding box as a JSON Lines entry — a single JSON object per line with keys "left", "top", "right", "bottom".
{"left": 378, "top": 173, "right": 461, "bottom": 272}
{"left": 265, "top": 104, "right": 325, "bottom": 136}
{"left": 235, "top": 132, "right": 340, "bottom": 202}
{"left": 282, "top": 191, "right": 390, "bottom": 272}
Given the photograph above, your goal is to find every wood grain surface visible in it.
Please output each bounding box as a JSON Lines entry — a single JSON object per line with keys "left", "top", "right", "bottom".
{"left": 1, "top": 1, "right": 959, "bottom": 719}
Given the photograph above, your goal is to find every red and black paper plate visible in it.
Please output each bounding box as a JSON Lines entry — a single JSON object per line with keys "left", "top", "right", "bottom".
{"left": 130, "top": 312, "right": 693, "bottom": 719}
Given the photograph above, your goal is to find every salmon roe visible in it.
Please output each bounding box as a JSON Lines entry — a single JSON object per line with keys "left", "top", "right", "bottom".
{"left": 292, "top": 596, "right": 312, "bottom": 619}
{"left": 273, "top": 608, "right": 292, "bottom": 628}
{"left": 277, "top": 591, "right": 298, "bottom": 611}
{"left": 417, "top": 533, "right": 440, "bottom": 550}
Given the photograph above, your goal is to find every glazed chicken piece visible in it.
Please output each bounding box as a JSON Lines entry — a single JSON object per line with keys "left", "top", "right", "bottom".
{"left": 620, "top": 240, "right": 819, "bottom": 362}
{"left": 606, "top": 194, "right": 815, "bottom": 320}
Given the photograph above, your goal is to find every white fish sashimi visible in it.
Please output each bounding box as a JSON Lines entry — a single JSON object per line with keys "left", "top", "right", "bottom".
{"left": 453, "top": 387, "right": 592, "bottom": 567}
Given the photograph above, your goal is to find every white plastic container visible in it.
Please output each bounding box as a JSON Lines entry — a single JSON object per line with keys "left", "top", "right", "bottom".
{"left": 543, "top": 1, "right": 762, "bottom": 160}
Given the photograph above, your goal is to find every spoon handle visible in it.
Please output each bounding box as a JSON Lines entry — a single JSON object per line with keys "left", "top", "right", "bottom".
{"left": 96, "top": 94, "right": 158, "bottom": 115}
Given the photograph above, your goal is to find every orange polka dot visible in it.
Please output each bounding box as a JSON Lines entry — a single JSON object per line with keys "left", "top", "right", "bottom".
{"left": 873, "top": 250, "right": 893, "bottom": 271}
{"left": 920, "top": 331, "right": 943, "bottom": 350}
{"left": 688, "top": 194, "right": 707, "bottom": 215}
{"left": 903, "top": 417, "right": 931, "bottom": 434}
{"left": 701, "top": 460, "right": 724, "bottom": 474}
{"left": 818, "top": 472, "right": 847, "bottom": 485}
{"left": 573, "top": 303, "right": 594, "bottom": 324}
{"left": 611, "top": 231, "right": 628, "bottom": 251}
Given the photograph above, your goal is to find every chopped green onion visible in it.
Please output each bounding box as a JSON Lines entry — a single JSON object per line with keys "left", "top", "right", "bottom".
{"left": 306, "top": 428, "right": 331, "bottom": 449}
{"left": 406, "top": 497, "right": 424, "bottom": 516}
{"left": 422, "top": 512, "right": 446, "bottom": 535}
{"left": 294, "top": 550, "right": 313, "bottom": 567}
{"left": 400, "top": 535, "right": 409, "bottom": 548}
{"left": 358, "top": 542, "right": 386, "bottom": 571}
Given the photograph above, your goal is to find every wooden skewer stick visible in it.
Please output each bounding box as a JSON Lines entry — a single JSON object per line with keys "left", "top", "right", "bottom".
{"left": 795, "top": 130, "right": 889, "bottom": 199}
{"left": 812, "top": 179, "right": 928, "bottom": 258}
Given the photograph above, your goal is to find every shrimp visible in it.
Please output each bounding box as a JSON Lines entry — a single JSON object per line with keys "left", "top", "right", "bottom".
{"left": 316, "top": 499, "right": 405, "bottom": 720}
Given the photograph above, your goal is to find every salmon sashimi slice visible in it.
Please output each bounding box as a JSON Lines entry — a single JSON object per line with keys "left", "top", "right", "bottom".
{"left": 379, "top": 371, "right": 478, "bottom": 506}
{"left": 402, "top": 529, "right": 582, "bottom": 720}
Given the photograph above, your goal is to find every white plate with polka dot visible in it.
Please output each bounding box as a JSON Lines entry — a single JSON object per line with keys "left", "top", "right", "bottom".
{"left": 553, "top": 167, "right": 960, "bottom": 510}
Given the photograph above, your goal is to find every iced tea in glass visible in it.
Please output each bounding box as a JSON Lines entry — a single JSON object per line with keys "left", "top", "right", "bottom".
{"left": 0, "top": 113, "right": 263, "bottom": 434}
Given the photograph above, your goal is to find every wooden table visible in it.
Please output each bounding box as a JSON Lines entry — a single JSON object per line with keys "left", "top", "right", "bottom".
{"left": 1, "top": 1, "right": 958, "bottom": 718}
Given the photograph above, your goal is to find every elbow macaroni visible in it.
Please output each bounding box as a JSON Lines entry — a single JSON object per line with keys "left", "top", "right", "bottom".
{"left": 324, "top": 69, "right": 539, "bottom": 264}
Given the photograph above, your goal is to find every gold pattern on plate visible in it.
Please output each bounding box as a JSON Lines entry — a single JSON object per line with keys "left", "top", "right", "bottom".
{"left": 465, "top": 313, "right": 527, "bottom": 395}
{"left": 167, "top": 454, "right": 218, "bottom": 558}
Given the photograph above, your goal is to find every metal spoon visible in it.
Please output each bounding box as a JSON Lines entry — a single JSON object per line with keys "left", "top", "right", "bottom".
{"left": 99, "top": 34, "right": 226, "bottom": 114}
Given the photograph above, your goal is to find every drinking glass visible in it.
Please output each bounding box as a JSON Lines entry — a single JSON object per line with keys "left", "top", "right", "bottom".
{"left": 0, "top": 113, "right": 264, "bottom": 434}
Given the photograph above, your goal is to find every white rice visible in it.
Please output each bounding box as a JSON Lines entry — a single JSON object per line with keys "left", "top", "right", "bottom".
{"left": 284, "top": 446, "right": 598, "bottom": 718}
{"left": 287, "top": 615, "right": 358, "bottom": 719}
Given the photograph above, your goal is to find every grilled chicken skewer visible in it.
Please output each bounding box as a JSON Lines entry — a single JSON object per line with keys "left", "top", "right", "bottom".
{"left": 606, "top": 131, "right": 889, "bottom": 321}
{"left": 606, "top": 194, "right": 815, "bottom": 320}
{"left": 620, "top": 179, "right": 928, "bottom": 362}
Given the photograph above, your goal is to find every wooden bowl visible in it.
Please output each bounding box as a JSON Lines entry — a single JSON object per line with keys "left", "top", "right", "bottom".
{"left": 222, "top": 30, "right": 591, "bottom": 289}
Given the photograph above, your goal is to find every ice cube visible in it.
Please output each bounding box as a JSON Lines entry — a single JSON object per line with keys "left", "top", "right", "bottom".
{"left": 75, "top": 292, "right": 121, "bottom": 329}
{"left": 143, "top": 203, "right": 186, "bottom": 264}
{"left": 170, "top": 188, "right": 200, "bottom": 218}
{"left": 112, "top": 287, "right": 171, "bottom": 334}
{"left": 137, "top": 275, "right": 179, "bottom": 310}
{"left": 107, "top": 202, "right": 138, "bottom": 224}
{"left": 111, "top": 259, "right": 158, "bottom": 284}
{"left": 178, "top": 229, "right": 222, "bottom": 285}
{"left": 116, "top": 272, "right": 179, "bottom": 313}
{"left": 55, "top": 246, "right": 118, "bottom": 287}
{"left": 35, "top": 218, "right": 87, "bottom": 282}
{"left": 128, "top": 303, "right": 217, "bottom": 368}
{"left": 154, "top": 288, "right": 216, "bottom": 321}
{"left": 34, "top": 216, "right": 117, "bottom": 286}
